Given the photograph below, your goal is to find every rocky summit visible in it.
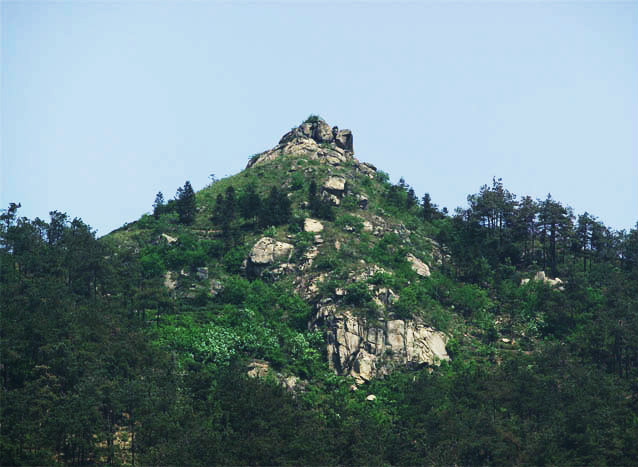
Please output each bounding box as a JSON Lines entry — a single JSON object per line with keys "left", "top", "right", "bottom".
{"left": 247, "top": 117, "right": 376, "bottom": 177}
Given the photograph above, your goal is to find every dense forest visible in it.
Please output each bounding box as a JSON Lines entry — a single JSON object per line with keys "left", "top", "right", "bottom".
{"left": 2, "top": 118, "right": 637, "bottom": 466}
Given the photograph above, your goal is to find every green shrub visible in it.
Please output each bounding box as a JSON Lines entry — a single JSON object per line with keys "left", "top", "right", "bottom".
{"left": 138, "top": 214, "right": 157, "bottom": 230}
{"left": 314, "top": 252, "right": 343, "bottom": 272}
{"left": 223, "top": 246, "right": 247, "bottom": 273}
{"left": 336, "top": 214, "right": 364, "bottom": 233}
{"left": 304, "top": 114, "right": 321, "bottom": 124}
{"left": 291, "top": 172, "right": 305, "bottom": 191}
{"left": 140, "top": 251, "right": 165, "bottom": 278}
{"left": 345, "top": 281, "right": 372, "bottom": 307}
{"left": 449, "top": 283, "right": 493, "bottom": 316}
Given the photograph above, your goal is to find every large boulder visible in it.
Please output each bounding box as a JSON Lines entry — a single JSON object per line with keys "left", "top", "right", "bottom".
{"left": 249, "top": 237, "right": 293, "bottom": 265}
{"left": 521, "top": 271, "right": 564, "bottom": 290}
{"left": 406, "top": 253, "right": 431, "bottom": 277}
{"left": 335, "top": 129, "right": 353, "bottom": 152}
{"left": 161, "top": 233, "right": 178, "bottom": 244}
{"left": 313, "top": 120, "right": 334, "bottom": 143}
{"left": 164, "top": 271, "right": 177, "bottom": 290}
{"left": 323, "top": 176, "right": 346, "bottom": 194}
{"left": 304, "top": 218, "right": 324, "bottom": 233}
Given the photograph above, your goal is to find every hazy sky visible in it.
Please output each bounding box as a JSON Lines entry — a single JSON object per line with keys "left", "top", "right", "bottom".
{"left": 2, "top": 1, "right": 637, "bottom": 236}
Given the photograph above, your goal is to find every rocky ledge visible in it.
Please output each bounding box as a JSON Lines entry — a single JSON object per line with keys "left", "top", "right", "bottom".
{"left": 246, "top": 118, "right": 375, "bottom": 177}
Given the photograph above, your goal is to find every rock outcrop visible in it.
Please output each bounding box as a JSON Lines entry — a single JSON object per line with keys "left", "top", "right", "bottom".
{"left": 521, "top": 271, "right": 564, "bottom": 290}
{"left": 161, "top": 233, "right": 177, "bottom": 244}
{"left": 304, "top": 218, "right": 324, "bottom": 233}
{"left": 313, "top": 306, "right": 449, "bottom": 385}
{"left": 407, "top": 253, "right": 431, "bottom": 277}
{"left": 249, "top": 237, "right": 293, "bottom": 265}
{"left": 247, "top": 118, "right": 354, "bottom": 169}
{"left": 246, "top": 360, "right": 306, "bottom": 394}
{"left": 164, "top": 271, "right": 177, "bottom": 290}
{"left": 246, "top": 117, "right": 378, "bottom": 182}
{"left": 322, "top": 176, "right": 346, "bottom": 194}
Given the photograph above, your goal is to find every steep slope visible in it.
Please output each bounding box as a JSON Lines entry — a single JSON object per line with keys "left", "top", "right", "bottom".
{"left": 109, "top": 116, "right": 452, "bottom": 384}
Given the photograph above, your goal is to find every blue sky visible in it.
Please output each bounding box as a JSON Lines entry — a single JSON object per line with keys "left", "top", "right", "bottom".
{"left": 2, "top": 1, "right": 637, "bottom": 235}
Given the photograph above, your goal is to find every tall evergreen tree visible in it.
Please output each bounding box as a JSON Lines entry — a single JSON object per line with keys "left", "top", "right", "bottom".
{"left": 239, "top": 184, "right": 261, "bottom": 223}
{"left": 153, "top": 192, "right": 165, "bottom": 219}
{"left": 538, "top": 194, "right": 570, "bottom": 275}
{"left": 223, "top": 186, "right": 237, "bottom": 221}
{"left": 406, "top": 187, "right": 418, "bottom": 210}
{"left": 176, "top": 181, "right": 196, "bottom": 225}
{"left": 421, "top": 193, "right": 437, "bottom": 222}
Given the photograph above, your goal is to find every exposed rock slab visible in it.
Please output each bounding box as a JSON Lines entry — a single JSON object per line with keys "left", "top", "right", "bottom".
{"left": 246, "top": 118, "right": 354, "bottom": 169}
{"left": 304, "top": 218, "right": 324, "bottom": 233}
{"left": 314, "top": 307, "right": 449, "bottom": 384}
{"left": 407, "top": 253, "right": 431, "bottom": 277}
{"left": 521, "top": 271, "right": 564, "bottom": 290}
{"left": 249, "top": 237, "right": 293, "bottom": 265}
{"left": 164, "top": 271, "right": 177, "bottom": 290}
{"left": 161, "top": 233, "right": 177, "bottom": 244}
{"left": 323, "top": 176, "right": 346, "bottom": 194}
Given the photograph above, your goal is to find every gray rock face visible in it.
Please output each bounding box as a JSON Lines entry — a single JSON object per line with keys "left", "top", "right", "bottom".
{"left": 246, "top": 118, "right": 355, "bottom": 169}
{"left": 249, "top": 237, "right": 294, "bottom": 265}
{"left": 335, "top": 129, "right": 353, "bottom": 152}
{"left": 323, "top": 176, "right": 346, "bottom": 194}
{"left": 322, "top": 192, "right": 341, "bottom": 206}
{"left": 521, "top": 271, "right": 565, "bottom": 290}
{"left": 304, "top": 218, "right": 324, "bottom": 233}
{"left": 164, "top": 271, "right": 177, "bottom": 290}
{"left": 161, "top": 233, "right": 177, "bottom": 244}
{"left": 314, "top": 307, "right": 450, "bottom": 384}
{"left": 406, "top": 253, "right": 431, "bottom": 277}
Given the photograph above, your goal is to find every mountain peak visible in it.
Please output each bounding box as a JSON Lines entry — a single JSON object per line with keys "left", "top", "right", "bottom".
{"left": 247, "top": 116, "right": 355, "bottom": 169}
{"left": 279, "top": 116, "right": 354, "bottom": 152}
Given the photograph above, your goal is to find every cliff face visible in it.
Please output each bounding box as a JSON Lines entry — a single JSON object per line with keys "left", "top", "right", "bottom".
{"left": 316, "top": 306, "right": 449, "bottom": 384}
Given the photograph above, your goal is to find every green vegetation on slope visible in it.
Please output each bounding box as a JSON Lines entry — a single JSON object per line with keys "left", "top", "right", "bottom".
{"left": 2, "top": 139, "right": 637, "bottom": 465}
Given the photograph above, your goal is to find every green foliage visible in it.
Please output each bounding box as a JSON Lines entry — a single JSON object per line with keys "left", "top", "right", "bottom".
{"left": 290, "top": 171, "right": 305, "bottom": 191}
{"left": 260, "top": 186, "right": 292, "bottom": 227}
{"left": 3, "top": 160, "right": 638, "bottom": 467}
{"left": 175, "top": 180, "right": 196, "bottom": 225}
{"left": 365, "top": 233, "right": 409, "bottom": 270}
{"left": 308, "top": 179, "right": 335, "bottom": 221}
{"left": 304, "top": 114, "right": 321, "bottom": 124}
{"left": 336, "top": 213, "right": 364, "bottom": 233}
{"left": 139, "top": 249, "right": 165, "bottom": 278}
{"left": 314, "top": 251, "right": 343, "bottom": 272}
{"left": 344, "top": 281, "right": 372, "bottom": 307}
{"left": 222, "top": 245, "right": 248, "bottom": 273}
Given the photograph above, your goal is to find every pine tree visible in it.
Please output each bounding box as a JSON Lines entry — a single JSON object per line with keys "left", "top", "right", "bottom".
{"left": 212, "top": 193, "right": 225, "bottom": 225}
{"left": 259, "top": 187, "right": 291, "bottom": 227}
{"left": 406, "top": 188, "right": 417, "bottom": 210}
{"left": 176, "top": 181, "right": 196, "bottom": 225}
{"left": 223, "top": 186, "right": 237, "bottom": 221}
{"left": 239, "top": 184, "right": 261, "bottom": 222}
{"left": 153, "top": 192, "right": 165, "bottom": 219}
{"left": 421, "top": 193, "right": 436, "bottom": 222}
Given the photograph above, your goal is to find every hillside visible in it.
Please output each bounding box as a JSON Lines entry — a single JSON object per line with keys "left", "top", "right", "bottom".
{"left": 2, "top": 116, "right": 637, "bottom": 466}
